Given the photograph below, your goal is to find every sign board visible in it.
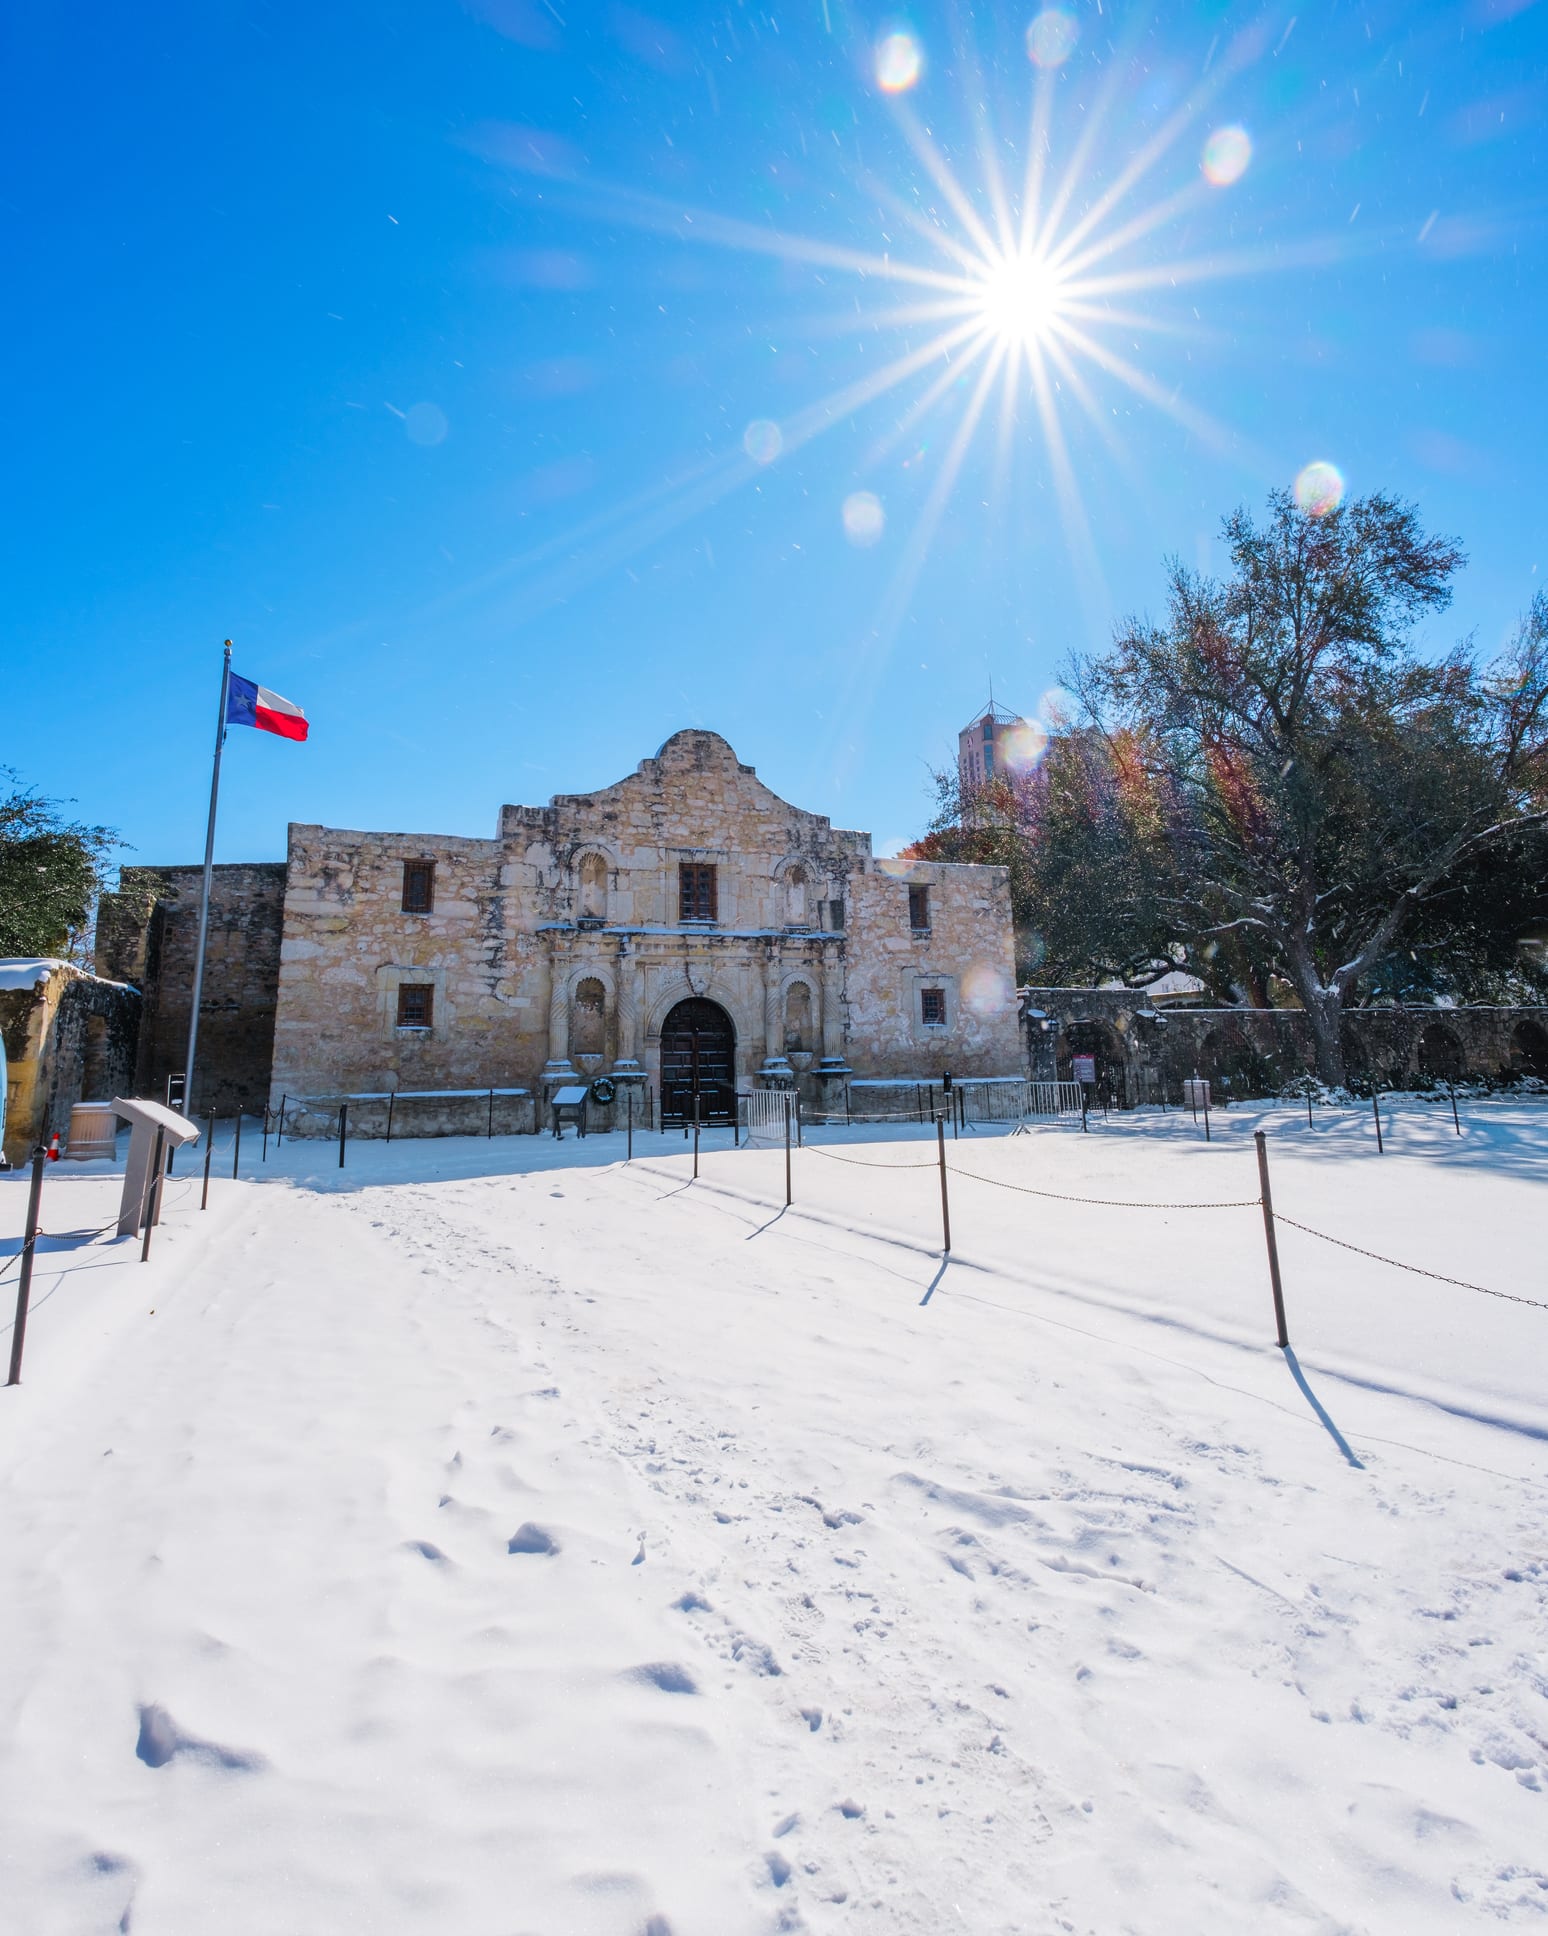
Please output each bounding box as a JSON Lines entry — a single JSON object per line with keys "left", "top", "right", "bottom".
{"left": 1183, "top": 1077, "right": 1211, "bottom": 1110}
{"left": 1072, "top": 1055, "right": 1097, "bottom": 1085}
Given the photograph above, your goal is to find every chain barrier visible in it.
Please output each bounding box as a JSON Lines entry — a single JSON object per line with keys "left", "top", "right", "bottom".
{"left": 801, "top": 1144, "right": 939, "bottom": 1172}
{"left": 0, "top": 1219, "right": 119, "bottom": 1285}
{"left": 945, "top": 1165, "right": 1261, "bottom": 1211}
{"left": 1274, "top": 1215, "right": 1547, "bottom": 1311}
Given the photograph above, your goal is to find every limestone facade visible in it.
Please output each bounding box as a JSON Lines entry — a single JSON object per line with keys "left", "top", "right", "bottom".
{"left": 268, "top": 730, "right": 1019, "bottom": 1121}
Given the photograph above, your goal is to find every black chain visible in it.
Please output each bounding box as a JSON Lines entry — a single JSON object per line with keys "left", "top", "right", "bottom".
{"left": 1274, "top": 1216, "right": 1547, "bottom": 1310}
{"left": 947, "top": 1167, "right": 1261, "bottom": 1211}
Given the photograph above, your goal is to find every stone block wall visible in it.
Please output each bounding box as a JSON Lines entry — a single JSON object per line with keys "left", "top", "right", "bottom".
{"left": 1, "top": 963, "right": 139, "bottom": 1164}
{"left": 1022, "top": 986, "right": 1548, "bottom": 1099}
{"left": 845, "top": 855, "right": 1020, "bottom": 1080}
{"left": 96, "top": 863, "right": 286, "bottom": 1115}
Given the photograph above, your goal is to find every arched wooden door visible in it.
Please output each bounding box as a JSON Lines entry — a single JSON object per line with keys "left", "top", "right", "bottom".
{"left": 660, "top": 998, "right": 737, "bottom": 1124}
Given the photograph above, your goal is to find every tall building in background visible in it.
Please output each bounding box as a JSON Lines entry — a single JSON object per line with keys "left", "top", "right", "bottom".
{"left": 957, "top": 699, "right": 1031, "bottom": 795}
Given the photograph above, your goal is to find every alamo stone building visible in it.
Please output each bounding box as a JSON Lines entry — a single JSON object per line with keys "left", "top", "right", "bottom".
{"left": 96, "top": 730, "right": 1019, "bottom": 1129}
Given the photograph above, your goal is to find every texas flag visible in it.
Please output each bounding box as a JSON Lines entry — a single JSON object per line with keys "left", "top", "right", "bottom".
{"left": 226, "top": 672, "right": 309, "bottom": 742}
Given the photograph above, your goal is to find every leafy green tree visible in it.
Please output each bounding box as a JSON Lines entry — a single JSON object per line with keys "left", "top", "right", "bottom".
{"left": 1067, "top": 496, "right": 1547, "bottom": 1084}
{"left": 0, "top": 772, "right": 120, "bottom": 962}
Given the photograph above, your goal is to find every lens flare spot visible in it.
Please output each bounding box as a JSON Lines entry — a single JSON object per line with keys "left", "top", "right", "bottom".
{"left": 842, "top": 491, "right": 886, "bottom": 546}
{"left": 1026, "top": 9, "right": 1079, "bottom": 67}
{"left": 1294, "top": 460, "right": 1344, "bottom": 517}
{"left": 961, "top": 962, "right": 1011, "bottom": 1016}
{"left": 998, "top": 719, "right": 1049, "bottom": 772}
{"left": 405, "top": 402, "right": 449, "bottom": 446}
{"left": 743, "top": 419, "right": 782, "bottom": 464}
{"left": 975, "top": 251, "right": 1066, "bottom": 348}
{"left": 1201, "top": 125, "right": 1252, "bottom": 187}
{"left": 875, "top": 31, "right": 923, "bottom": 93}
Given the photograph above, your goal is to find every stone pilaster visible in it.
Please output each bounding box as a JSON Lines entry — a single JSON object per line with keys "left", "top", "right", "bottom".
{"left": 541, "top": 935, "right": 577, "bottom": 1083}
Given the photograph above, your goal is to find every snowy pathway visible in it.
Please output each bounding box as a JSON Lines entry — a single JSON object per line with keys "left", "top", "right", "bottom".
{"left": 1, "top": 1103, "right": 1545, "bottom": 1933}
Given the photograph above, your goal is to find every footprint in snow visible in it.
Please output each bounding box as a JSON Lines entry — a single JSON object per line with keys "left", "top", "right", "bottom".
{"left": 135, "top": 1705, "right": 263, "bottom": 1773}
{"left": 507, "top": 1523, "right": 560, "bottom": 1556}
{"left": 627, "top": 1662, "right": 699, "bottom": 1695}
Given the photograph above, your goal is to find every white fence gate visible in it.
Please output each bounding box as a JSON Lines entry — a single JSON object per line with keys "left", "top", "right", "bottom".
{"left": 959, "top": 1079, "right": 1084, "bottom": 1123}
{"left": 742, "top": 1089, "right": 799, "bottom": 1147}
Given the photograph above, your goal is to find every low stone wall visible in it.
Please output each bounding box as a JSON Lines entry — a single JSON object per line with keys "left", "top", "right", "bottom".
{"left": 1021, "top": 988, "right": 1548, "bottom": 1100}
{"left": 279, "top": 1090, "right": 539, "bottom": 1141}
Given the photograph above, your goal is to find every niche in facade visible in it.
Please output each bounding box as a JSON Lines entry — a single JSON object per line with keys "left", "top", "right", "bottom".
{"left": 578, "top": 853, "right": 608, "bottom": 921}
{"left": 785, "top": 865, "right": 807, "bottom": 927}
{"left": 784, "top": 981, "right": 813, "bottom": 1052}
{"left": 573, "top": 977, "right": 607, "bottom": 1057}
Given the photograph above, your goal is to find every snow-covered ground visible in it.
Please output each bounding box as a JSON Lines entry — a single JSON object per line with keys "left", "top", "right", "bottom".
{"left": 1, "top": 1098, "right": 1545, "bottom": 1935}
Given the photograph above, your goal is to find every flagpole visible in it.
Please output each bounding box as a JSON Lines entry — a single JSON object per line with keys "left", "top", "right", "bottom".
{"left": 184, "top": 641, "right": 233, "bottom": 1115}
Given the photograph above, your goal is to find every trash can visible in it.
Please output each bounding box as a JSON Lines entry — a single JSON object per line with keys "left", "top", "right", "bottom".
{"left": 65, "top": 1100, "right": 119, "bottom": 1161}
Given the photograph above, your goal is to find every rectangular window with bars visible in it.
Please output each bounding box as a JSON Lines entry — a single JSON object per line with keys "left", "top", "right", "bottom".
{"left": 679, "top": 862, "right": 718, "bottom": 922}
{"left": 402, "top": 860, "right": 435, "bottom": 914}
{"left": 920, "top": 987, "right": 946, "bottom": 1027}
{"left": 396, "top": 983, "right": 434, "bottom": 1029}
{"left": 908, "top": 885, "right": 931, "bottom": 932}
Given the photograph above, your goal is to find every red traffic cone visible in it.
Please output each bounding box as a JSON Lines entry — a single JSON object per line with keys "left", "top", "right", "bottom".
{"left": 46, "top": 1132, "right": 61, "bottom": 1162}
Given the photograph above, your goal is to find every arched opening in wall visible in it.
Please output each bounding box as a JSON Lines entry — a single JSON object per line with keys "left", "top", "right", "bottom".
{"left": 578, "top": 853, "right": 608, "bottom": 921}
{"left": 1417, "top": 1023, "right": 1464, "bottom": 1082}
{"left": 572, "top": 977, "right": 607, "bottom": 1060}
{"left": 1509, "top": 1019, "right": 1548, "bottom": 1078}
{"left": 80, "top": 1015, "right": 110, "bottom": 1101}
{"left": 1059, "top": 1021, "right": 1126, "bottom": 1102}
{"left": 784, "top": 982, "right": 813, "bottom": 1053}
{"left": 660, "top": 998, "right": 736, "bottom": 1125}
{"left": 1199, "top": 1026, "right": 1265, "bottom": 1099}
{"left": 785, "top": 865, "right": 808, "bottom": 927}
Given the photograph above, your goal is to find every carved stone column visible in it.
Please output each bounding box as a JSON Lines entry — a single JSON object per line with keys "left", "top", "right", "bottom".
{"left": 820, "top": 942, "right": 848, "bottom": 1063}
{"left": 761, "top": 940, "right": 791, "bottom": 1077}
{"left": 614, "top": 939, "right": 642, "bottom": 1073}
{"left": 541, "top": 937, "right": 577, "bottom": 1083}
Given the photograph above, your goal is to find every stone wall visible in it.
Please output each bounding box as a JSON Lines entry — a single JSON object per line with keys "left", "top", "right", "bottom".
{"left": 1022, "top": 986, "right": 1548, "bottom": 1099}
{"left": 1, "top": 962, "right": 140, "bottom": 1164}
{"left": 268, "top": 730, "right": 1021, "bottom": 1130}
{"left": 96, "top": 863, "right": 286, "bottom": 1115}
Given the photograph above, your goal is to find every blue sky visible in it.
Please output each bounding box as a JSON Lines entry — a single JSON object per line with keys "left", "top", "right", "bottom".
{"left": 7, "top": 0, "right": 1546, "bottom": 869}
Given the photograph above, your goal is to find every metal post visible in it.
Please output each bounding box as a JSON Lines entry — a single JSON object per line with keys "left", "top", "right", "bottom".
{"left": 338, "top": 1102, "right": 348, "bottom": 1169}
{"left": 141, "top": 1125, "right": 167, "bottom": 1262}
{"left": 6, "top": 1146, "right": 47, "bottom": 1384}
{"left": 1254, "top": 1130, "right": 1289, "bottom": 1348}
{"left": 693, "top": 1093, "right": 700, "bottom": 1179}
{"left": 488, "top": 1086, "right": 495, "bottom": 1139}
{"left": 1202, "top": 1090, "right": 1211, "bottom": 1143}
{"left": 277, "top": 1094, "right": 287, "bottom": 1147}
{"left": 202, "top": 1115, "right": 215, "bottom": 1208}
{"left": 185, "top": 642, "right": 234, "bottom": 1116}
{"left": 936, "top": 1115, "right": 951, "bottom": 1254}
{"left": 1372, "top": 1088, "right": 1383, "bottom": 1154}
{"left": 386, "top": 1090, "right": 395, "bottom": 1144}
{"left": 1449, "top": 1081, "right": 1460, "bottom": 1135}
{"left": 1081, "top": 1088, "right": 1088, "bottom": 1134}
{"left": 796, "top": 1096, "right": 802, "bottom": 1147}
{"left": 1307, "top": 1088, "right": 1313, "bottom": 1130}
{"left": 262, "top": 1108, "right": 270, "bottom": 1163}
{"left": 784, "top": 1093, "right": 792, "bottom": 1207}
{"left": 231, "top": 1112, "right": 241, "bottom": 1179}
{"left": 626, "top": 1085, "right": 634, "bottom": 1161}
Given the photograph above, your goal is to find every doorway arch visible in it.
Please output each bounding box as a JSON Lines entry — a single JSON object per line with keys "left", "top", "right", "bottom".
{"left": 660, "top": 998, "right": 737, "bottom": 1125}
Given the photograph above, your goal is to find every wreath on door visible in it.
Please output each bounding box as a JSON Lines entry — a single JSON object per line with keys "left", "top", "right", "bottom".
{"left": 589, "top": 1075, "right": 617, "bottom": 1107}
